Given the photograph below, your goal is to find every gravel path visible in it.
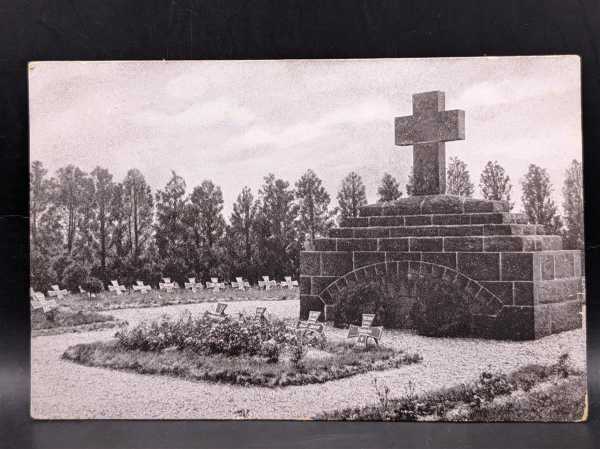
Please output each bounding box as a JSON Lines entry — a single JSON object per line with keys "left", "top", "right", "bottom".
{"left": 31, "top": 300, "right": 586, "bottom": 419}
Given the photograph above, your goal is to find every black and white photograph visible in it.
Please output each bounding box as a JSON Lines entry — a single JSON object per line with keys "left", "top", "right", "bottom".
{"left": 29, "top": 57, "right": 586, "bottom": 421}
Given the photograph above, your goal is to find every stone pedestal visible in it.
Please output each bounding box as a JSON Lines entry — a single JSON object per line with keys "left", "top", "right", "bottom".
{"left": 299, "top": 195, "right": 584, "bottom": 340}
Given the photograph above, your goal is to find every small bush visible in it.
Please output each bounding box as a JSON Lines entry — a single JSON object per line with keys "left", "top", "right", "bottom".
{"left": 62, "top": 264, "right": 90, "bottom": 293}
{"left": 82, "top": 277, "right": 104, "bottom": 294}
{"left": 290, "top": 341, "right": 308, "bottom": 368}
{"left": 115, "top": 311, "right": 298, "bottom": 358}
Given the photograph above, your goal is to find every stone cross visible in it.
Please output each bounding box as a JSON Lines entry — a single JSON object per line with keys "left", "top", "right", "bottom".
{"left": 395, "top": 91, "right": 465, "bottom": 195}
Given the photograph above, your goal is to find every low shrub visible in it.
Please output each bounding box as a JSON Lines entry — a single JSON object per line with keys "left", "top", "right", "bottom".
{"left": 62, "top": 264, "right": 90, "bottom": 293}
{"left": 465, "top": 375, "right": 586, "bottom": 422}
{"left": 82, "top": 277, "right": 104, "bottom": 294}
{"left": 114, "top": 311, "right": 297, "bottom": 359}
{"left": 317, "top": 354, "right": 582, "bottom": 421}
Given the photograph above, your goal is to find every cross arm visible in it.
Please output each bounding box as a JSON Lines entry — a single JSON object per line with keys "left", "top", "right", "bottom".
{"left": 395, "top": 109, "right": 465, "bottom": 146}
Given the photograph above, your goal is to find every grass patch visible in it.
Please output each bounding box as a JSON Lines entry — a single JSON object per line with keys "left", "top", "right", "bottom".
{"left": 54, "top": 288, "right": 298, "bottom": 313}
{"left": 62, "top": 339, "right": 421, "bottom": 387}
{"left": 31, "top": 308, "right": 119, "bottom": 336}
{"left": 464, "top": 375, "right": 586, "bottom": 422}
{"left": 317, "top": 354, "right": 585, "bottom": 421}
{"left": 32, "top": 320, "right": 122, "bottom": 337}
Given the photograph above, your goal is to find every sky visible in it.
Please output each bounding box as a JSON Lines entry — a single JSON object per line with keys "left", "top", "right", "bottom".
{"left": 29, "top": 57, "right": 581, "bottom": 217}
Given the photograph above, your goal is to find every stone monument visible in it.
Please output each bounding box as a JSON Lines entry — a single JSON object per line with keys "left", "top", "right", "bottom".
{"left": 299, "top": 90, "right": 583, "bottom": 340}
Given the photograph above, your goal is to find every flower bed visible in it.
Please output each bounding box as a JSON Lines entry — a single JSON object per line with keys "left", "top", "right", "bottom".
{"left": 316, "top": 354, "right": 585, "bottom": 421}
{"left": 62, "top": 312, "right": 421, "bottom": 387}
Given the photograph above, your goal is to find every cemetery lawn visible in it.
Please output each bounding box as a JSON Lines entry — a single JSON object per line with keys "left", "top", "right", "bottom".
{"left": 317, "top": 355, "right": 586, "bottom": 421}
{"left": 31, "top": 309, "right": 121, "bottom": 337}
{"left": 57, "top": 288, "right": 298, "bottom": 313}
{"left": 62, "top": 340, "right": 422, "bottom": 387}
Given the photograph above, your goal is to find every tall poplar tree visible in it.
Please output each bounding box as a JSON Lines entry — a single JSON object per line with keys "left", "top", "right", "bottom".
{"left": 447, "top": 157, "right": 474, "bottom": 197}
{"left": 295, "top": 169, "right": 333, "bottom": 246}
{"left": 479, "top": 160, "right": 514, "bottom": 209}
{"left": 521, "top": 164, "right": 559, "bottom": 230}
{"left": 377, "top": 173, "right": 402, "bottom": 202}
{"left": 122, "top": 169, "right": 154, "bottom": 260}
{"left": 562, "top": 159, "right": 584, "bottom": 249}
{"left": 337, "top": 171, "right": 367, "bottom": 219}
{"left": 90, "top": 167, "right": 117, "bottom": 283}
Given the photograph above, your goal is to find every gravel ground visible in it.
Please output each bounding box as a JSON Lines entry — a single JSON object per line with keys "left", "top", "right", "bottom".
{"left": 31, "top": 300, "right": 586, "bottom": 420}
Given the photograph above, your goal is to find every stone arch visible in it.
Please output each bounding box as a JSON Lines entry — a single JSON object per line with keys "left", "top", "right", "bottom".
{"left": 315, "top": 260, "right": 505, "bottom": 322}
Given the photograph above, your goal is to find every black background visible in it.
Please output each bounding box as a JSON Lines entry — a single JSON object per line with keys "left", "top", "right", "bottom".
{"left": 1, "top": 1, "right": 599, "bottom": 448}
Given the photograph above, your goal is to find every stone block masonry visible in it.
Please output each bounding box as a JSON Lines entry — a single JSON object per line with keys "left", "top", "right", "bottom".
{"left": 299, "top": 194, "right": 584, "bottom": 340}
{"left": 301, "top": 91, "right": 583, "bottom": 340}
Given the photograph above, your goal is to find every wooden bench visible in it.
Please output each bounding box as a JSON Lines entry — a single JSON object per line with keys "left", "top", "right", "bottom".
{"left": 347, "top": 313, "right": 383, "bottom": 347}
{"left": 108, "top": 280, "right": 127, "bottom": 295}
{"left": 280, "top": 276, "right": 299, "bottom": 289}
{"left": 159, "top": 277, "right": 177, "bottom": 292}
{"left": 47, "top": 284, "right": 68, "bottom": 300}
{"left": 184, "top": 277, "right": 202, "bottom": 292}
{"left": 132, "top": 280, "right": 151, "bottom": 294}
{"left": 231, "top": 277, "right": 250, "bottom": 291}
{"left": 206, "top": 302, "right": 227, "bottom": 320}
{"left": 296, "top": 310, "right": 325, "bottom": 339}
{"left": 206, "top": 277, "right": 225, "bottom": 292}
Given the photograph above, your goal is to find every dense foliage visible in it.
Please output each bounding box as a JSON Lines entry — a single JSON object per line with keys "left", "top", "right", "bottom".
{"left": 377, "top": 173, "right": 402, "bottom": 202}
{"left": 562, "top": 159, "right": 584, "bottom": 249}
{"left": 115, "top": 312, "right": 296, "bottom": 359}
{"left": 447, "top": 157, "right": 474, "bottom": 197}
{"left": 479, "top": 160, "right": 513, "bottom": 210}
{"left": 30, "top": 158, "right": 583, "bottom": 292}
{"left": 30, "top": 164, "right": 340, "bottom": 292}
{"left": 521, "top": 164, "right": 562, "bottom": 234}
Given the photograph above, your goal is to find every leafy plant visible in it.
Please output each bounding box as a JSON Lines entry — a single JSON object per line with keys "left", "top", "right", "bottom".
{"left": 82, "top": 276, "right": 104, "bottom": 294}
{"left": 290, "top": 340, "right": 308, "bottom": 368}
{"left": 114, "top": 311, "right": 298, "bottom": 358}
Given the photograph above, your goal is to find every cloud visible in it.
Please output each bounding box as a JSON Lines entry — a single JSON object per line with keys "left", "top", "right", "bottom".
{"left": 229, "top": 97, "right": 394, "bottom": 149}
{"left": 132, "top": 98, "right": 256, "bottom": 129}
{"left": 456, "top": 76, "right": 575, "bottom": 109}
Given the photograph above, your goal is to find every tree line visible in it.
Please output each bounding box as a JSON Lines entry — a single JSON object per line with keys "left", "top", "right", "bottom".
{"left": 30, "top": 157, "right": 583, "bottom": 292}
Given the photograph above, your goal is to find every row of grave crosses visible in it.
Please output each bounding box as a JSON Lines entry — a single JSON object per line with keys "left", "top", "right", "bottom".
{"left": 297, "top": 311, "right": 384, "bottom": 348}
{"left": 31, "top": 276, "right": 299, "bottom": 301}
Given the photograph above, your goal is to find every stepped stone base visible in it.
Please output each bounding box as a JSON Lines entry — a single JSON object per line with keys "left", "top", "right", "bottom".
{"left": 299, "top": 195, "right": 584, "bottom": 340}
